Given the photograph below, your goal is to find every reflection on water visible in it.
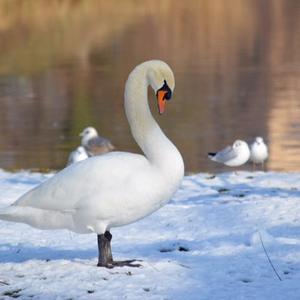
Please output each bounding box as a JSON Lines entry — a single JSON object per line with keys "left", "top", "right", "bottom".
{"left": 0, "top": 0, "right": 300, "bottom": 173}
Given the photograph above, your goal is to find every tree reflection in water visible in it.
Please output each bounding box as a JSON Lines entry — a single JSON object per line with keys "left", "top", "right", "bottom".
{"left": 0, "top": 0, "right": 299, "bottom": 173}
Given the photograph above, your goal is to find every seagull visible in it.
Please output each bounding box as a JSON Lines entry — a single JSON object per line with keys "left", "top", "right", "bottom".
{"left": 208, "top": 140, "right": 250, "bottom": 168}
{"left": 80, "top": 127, "right": 115, "bottom": 156}
{"left": 67, "top": 146, "right": 89, "bottom": 166}
{"left": 250, "top": 137, "right": 268, "bottom": 171}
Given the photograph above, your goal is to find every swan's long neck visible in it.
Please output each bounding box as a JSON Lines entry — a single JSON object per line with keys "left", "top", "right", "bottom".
{"left": 124, "top": 66, "right": 184, "bottom": 176}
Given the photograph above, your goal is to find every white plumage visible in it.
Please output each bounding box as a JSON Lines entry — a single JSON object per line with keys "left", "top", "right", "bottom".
{"left": 208, "top": 140, "right": 250, "bottom": 167}
{"left": 250, "top": 137, "right": 268, "bottom": 170}
{"left": 0, "top": 60, "right": 184, "bottom": 267}
{"left": 67, "top": 146, "right": 89, "bottom": 165}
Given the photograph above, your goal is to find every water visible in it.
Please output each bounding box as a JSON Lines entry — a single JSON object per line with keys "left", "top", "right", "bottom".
{"left": 0, "top": 0, "right": 300, "bottom": 173}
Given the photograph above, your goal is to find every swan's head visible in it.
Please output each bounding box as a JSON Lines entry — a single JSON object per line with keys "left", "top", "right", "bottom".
{"left": 79, "top": 127, "right": 98, "bottom": 145}
{"left": 146, "top": 60, "right": 175, "bottom": 114}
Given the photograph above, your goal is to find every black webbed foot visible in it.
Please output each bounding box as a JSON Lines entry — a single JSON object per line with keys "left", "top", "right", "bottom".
{"left": 97, "top": 259, "right": 142, "bottom": 268}
{"left": 97, "top": 232, "right": 142, "bottom": 268}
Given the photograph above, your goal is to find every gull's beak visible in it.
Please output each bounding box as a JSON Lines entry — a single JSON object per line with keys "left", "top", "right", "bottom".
{"left": 156, "top": 80, "right": 172, "bottom": 115}
{"left": 79, "top": 131, "right": 84, "bottom": 137}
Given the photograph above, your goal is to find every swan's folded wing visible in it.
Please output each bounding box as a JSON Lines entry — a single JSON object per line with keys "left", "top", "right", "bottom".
{"left": 212, "top": 146, "right": 238, "bottom": 163}
{"left": 13, "top": 152, "right": 147, "bottom": 212}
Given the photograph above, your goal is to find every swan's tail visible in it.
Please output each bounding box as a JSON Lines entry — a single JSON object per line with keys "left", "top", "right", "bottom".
{"left": 0, "top": 205, "right": 74, "bottom": 231}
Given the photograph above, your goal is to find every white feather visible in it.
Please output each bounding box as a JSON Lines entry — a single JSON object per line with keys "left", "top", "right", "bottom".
{"left": 209, "top": 140, "right": 250, "bottom": 167}
{"left": 250, "top": 137, "right": 268, "bottom": 164}
{"left": 0, "top": 60, "right": 184, "bottom": 235}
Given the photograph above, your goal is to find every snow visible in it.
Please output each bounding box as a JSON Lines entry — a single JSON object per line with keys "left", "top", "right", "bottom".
{"left": 0, "top": 169, "right": 300, "bottom": 299}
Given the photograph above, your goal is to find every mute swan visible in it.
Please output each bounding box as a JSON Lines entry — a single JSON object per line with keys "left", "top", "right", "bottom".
{"left": 80, "top": 127, "right": 115, "bottom": 156}
{"left": 208, "top": 140, "right": 250, "bottom": 167}
{"left": 67, "top": 146, "right": 89, "bottom": 165}
{"left": 0, "top": 60, "right": 184, "bottom": 268}
{"left": 250, "top": 137, "right": 268, "bottom": 171}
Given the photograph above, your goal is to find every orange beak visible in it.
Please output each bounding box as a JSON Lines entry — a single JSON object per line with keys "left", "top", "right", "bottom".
{"left": 157, "top": 90, "right": 167, "bottom": 115}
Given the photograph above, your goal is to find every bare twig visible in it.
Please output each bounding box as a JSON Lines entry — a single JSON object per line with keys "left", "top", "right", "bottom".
{"left": 259, "top": 231, "right": 282, "bottom": 281}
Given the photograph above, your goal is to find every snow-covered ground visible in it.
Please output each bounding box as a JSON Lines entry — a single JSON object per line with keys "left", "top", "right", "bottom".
{"left": 0, "top": 169, "right": 300, "bottom": 299}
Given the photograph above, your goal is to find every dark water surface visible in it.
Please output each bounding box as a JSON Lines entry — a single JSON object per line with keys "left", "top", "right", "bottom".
{"left": 0, "top": 0, "right": 300, "bottom": 173}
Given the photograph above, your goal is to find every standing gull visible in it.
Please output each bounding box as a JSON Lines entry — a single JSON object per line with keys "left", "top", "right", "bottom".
{"left": 80, "top": 127, "right": 115, "bottom": 156}
{"left": 250, "top": 137, "right": 268, "bottom": 171}
{"left": 208, "top": 140, "right": 250, "bottom": 168}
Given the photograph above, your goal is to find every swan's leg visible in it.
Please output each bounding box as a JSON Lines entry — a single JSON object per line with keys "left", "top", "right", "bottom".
{"left": 97, "top": 231, "right": 113, "bottom": 267}
{"left": 97, "top": 231, "right": 142, "bottom": 268}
